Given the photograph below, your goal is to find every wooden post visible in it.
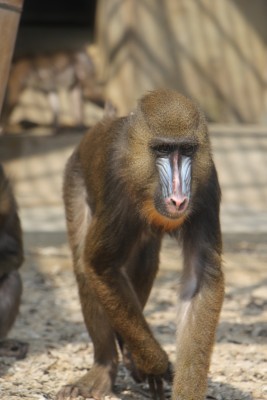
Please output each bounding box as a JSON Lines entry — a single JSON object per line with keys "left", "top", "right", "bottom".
{"left": 0, "top": 0, "right": 24, "bottom": 117}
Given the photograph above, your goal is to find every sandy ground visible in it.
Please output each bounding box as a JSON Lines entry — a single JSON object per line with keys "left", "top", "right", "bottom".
{"left": 0, "top": 126, "right": 266, "bottom": 399}
{"left": 0, "top": 233, "right": 266, "bottom": 400}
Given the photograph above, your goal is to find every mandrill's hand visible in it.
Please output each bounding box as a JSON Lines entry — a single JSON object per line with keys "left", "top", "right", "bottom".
{"left": 147, "top": 362, "right": 173, "bottom": 400}
{"left": 122, "top": 346, "right": 173, "bottom": 400}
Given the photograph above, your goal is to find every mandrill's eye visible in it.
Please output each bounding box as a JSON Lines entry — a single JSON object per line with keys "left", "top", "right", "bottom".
{"left": 152, "top": 143, "right": 176, "bottom": 157}
{"left": 180, "top": 144, "right": 197, "bottom": 157}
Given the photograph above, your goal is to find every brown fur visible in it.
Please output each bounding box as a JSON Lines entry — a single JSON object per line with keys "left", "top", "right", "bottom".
{"left": 0, "top": 165, "right": 23, "bottom": 276}
{"left": 0, "top": 165, "right": 25, "bottom": 355}
{"left": 58, "top": 89, "right": 224, "bottom": 400}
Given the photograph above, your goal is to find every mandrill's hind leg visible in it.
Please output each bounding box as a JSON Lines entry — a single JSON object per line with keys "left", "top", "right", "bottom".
{"left": 57, "top": 153, "right": 118, "bottom": 400}
{"left": 57, "top": 274, "right": 119, "bottom": 400}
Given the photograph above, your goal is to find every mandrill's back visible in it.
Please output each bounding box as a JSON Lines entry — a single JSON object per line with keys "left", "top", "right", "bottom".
{"left": 76, "top": 116, "right": 128, "bottom": 207}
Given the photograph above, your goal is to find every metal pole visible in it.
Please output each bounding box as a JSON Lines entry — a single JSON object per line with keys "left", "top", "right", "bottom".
{"left": 0, "top": 0, "right": 24, "bottom": 118}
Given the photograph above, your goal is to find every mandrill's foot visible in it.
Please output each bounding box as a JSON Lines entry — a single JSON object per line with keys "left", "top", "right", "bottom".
{"left": 56, "top": 363, "right": 117, "bottom": 400}
{"left": 0, "top": 339, "right": 28, "bottom": 359}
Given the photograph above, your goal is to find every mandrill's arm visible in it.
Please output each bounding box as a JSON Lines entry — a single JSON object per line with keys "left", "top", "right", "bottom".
{"left": 173, "top": 165, "right": 224, "bottom": 400}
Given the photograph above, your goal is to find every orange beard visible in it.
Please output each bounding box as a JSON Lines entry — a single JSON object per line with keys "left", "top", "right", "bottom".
{"left": 142, "top": 199, "right": 186, "bottom": 232}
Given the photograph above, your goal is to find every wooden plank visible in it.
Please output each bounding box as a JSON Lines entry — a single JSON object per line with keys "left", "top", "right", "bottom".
{"left": 96, "top": 0, "right": 267, "bottom": 123}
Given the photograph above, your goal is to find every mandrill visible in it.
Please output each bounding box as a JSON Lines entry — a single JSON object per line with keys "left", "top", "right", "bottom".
{"left": 58, "top": 89, "right": 224, "bottom": 400}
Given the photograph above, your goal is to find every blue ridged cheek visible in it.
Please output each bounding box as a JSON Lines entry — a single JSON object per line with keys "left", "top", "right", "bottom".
{"left": 180, "top": 156, "right": 191, "bottom": 198}
{"left": 156, "top": 157, "right": 172, "bottom": 198}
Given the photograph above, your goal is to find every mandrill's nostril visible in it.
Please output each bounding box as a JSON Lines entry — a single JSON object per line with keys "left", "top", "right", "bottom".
{"left": 178, "top": 198, "right": 187, "bottom": 211}
{"left": 168, "top": 196, "right": 188, "bottom": 212}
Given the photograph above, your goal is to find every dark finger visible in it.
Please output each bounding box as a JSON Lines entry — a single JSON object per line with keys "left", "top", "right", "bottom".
{"left": 148, "top": 375, "right": 157, "bottom": 400}
{"left": 163, "top": 361, "right": 173, "bottom": 383}
{"left": 155, "top": 376, "right": 165, "bottom": 400}
{"left": 148, "top": 375, "right": 165, "bottom": 400}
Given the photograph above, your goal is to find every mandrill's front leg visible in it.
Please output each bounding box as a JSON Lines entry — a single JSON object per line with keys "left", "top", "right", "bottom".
{"left": 173, "top": 203, "right": 224, "bottom": 400}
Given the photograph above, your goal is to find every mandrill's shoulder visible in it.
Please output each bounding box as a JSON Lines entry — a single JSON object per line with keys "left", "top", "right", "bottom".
{"left": 77, "top": 115, "right": 129, "bottom": 191}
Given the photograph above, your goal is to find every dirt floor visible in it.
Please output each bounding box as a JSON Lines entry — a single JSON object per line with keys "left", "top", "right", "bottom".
{"left": 0, "top": 232, "right": 266, "bottom": 400}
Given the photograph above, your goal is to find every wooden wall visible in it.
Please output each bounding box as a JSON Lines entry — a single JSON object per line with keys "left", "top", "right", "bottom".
{"left": 96, "top": 0, "right": 267, "bottom": 123}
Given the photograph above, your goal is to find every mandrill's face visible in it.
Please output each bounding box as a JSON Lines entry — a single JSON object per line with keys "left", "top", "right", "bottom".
{"left": 139, "top": 136, "right": 198, "bottom": 231}
{"left": 151, "top": 138, "right": 197, "bottom": 220}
